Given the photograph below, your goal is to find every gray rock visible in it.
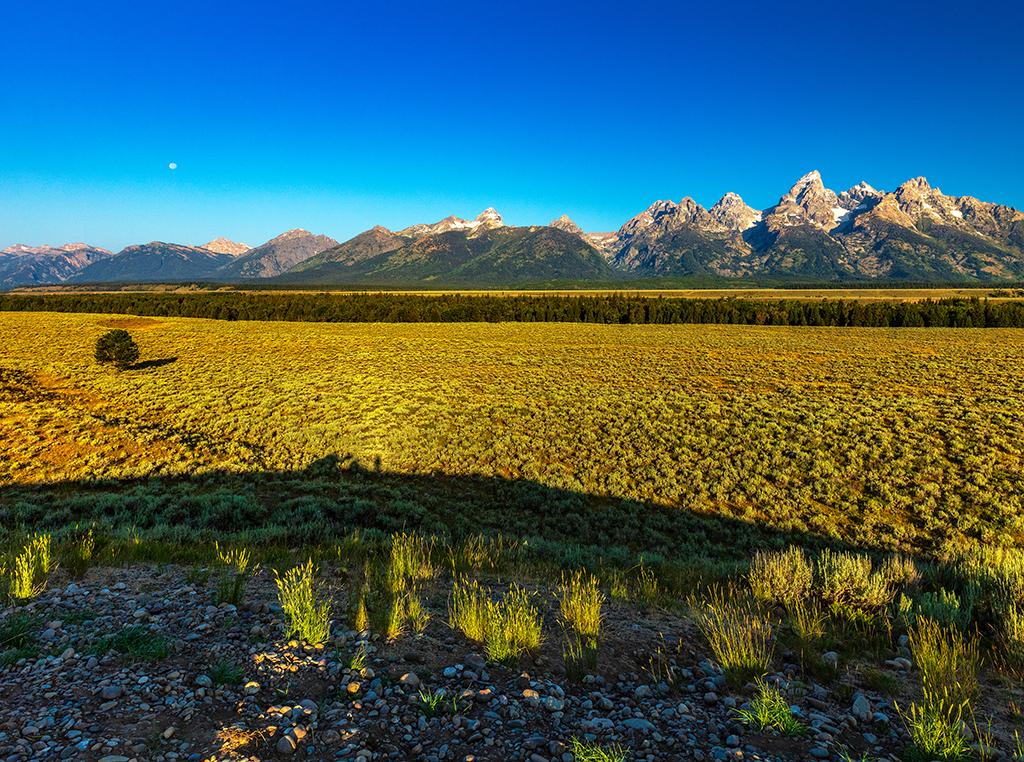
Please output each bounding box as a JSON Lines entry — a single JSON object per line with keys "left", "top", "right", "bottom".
{"left": 852, "top": 693, "right": 872, "bottom": 722}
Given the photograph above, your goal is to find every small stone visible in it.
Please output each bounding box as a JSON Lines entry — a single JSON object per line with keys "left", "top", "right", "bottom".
{"left": 195, "top": 675, "right": 213, "bottom": 689}
{"left": 542, "top": 696, "right": 564, "bottom": 712}
{"left": 276, "top": 735, "right": 296, "bottom": 754}
{"left": 726, "top": 735, "right": 740, "bottom": 748}
{"left": 100, "top": 685, "right": 123, "bottom": 700}
{"left": 399, "top": 672, "right": 421, "bottom": 689}
{"left": 822, "top": 651, "right": 839, "bottom": 667}
{"left": 852, "top": 693, "right": 872, "bottom": 722}
{"left": 703, "top": 691, "right": 718, "bottom": 705}
{"left": 243, "top": 681, "right": 260, "bottom": 696}
{"left": 621, "top": 718, "right": 656, "bottom": 733}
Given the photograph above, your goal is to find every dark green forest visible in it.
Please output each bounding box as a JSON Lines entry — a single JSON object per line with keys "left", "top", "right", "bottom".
{"left": 3, "top": 292, "right": 1024, "bottom": 327}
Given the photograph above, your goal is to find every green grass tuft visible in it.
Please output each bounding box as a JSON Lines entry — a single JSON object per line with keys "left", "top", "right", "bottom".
{"left": 735, "top": 679, "right": 809, "bottom": 736}
{"left": 273, "top": 559, "right": 332, "bottom": 646}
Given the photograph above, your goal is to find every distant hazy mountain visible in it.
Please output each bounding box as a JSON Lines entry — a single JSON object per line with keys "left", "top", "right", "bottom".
{"left": 200, "top": 237, "right": 250, "bottom": 255}
{"left": 216, "top": 229, "right": 338, "bottom": 278}
{"left": 0, "top": 243, "right": 112, "bottom": 288}
{"left": 72, "top": 242, "right": 233, "bottom": 283}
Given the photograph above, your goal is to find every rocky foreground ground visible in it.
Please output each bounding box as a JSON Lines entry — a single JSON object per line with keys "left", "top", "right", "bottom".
{"left": 0, "top": 564, "right": 1012, "bottom": 761}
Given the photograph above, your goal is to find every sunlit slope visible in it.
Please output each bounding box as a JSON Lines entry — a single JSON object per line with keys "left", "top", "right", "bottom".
{"left": 1, "top": 313, "right": 1022, "bottom": 550}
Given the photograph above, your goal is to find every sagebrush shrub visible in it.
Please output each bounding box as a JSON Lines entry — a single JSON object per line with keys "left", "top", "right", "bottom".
{"left": 816, "top": 549, "right": 894, "bottom": 612}
{"left": 749, "top": 546, "right": 813, "bottom": 606}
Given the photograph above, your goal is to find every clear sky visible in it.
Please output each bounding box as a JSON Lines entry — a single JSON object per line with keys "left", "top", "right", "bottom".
{"left": 3, "top": 0, "right": 1022, "bottom": 251}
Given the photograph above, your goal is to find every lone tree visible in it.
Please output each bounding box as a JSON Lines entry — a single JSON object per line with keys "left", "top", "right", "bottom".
{"left": 94, "top": 329, "right": 139, "bottom": 370}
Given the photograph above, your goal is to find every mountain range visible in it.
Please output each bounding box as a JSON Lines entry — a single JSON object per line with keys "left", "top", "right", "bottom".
{"left": 4, "top": 171, "right": 1024, "bottom": 289}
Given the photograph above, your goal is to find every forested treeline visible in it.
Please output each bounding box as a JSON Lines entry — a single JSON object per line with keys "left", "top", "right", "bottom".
{"left": 2, "top": 292, "right": 1024, "bottom": 327}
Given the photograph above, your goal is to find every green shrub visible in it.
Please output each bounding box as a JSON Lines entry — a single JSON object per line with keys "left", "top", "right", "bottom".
{"left": 816, "top": 549, "right": 894, "bottom": 613}
{"left": 94, "top": 329, "right": 140, "bottom": 369}
{"left": 878, "top": 553, "right": 922, "bottom": 588}
{"left": 749, "top": 546, "right": 813, "bottom": 606}
{"left": 693, "top": 586, "right": 773, "bottom": 685}
{"left": 563, "top": 633, "right": 594, "bottom": 681}
{"left": 896, "top": 617, "right": 979, "bottom": 761}
{"left": 898, "top": 588, "right": 975, "bottom": 630}
{"left": 273, "top": 559, "right": 332, "bottom": 645}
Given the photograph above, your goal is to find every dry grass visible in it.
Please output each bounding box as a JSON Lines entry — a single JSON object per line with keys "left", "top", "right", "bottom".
{"left": 3, "top": 313, "right": 1023, "bottom": 556}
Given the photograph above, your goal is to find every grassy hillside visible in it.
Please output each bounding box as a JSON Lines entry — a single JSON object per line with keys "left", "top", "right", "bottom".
{"left": 2, "top": 312, "right": 1022, "bottom": 558}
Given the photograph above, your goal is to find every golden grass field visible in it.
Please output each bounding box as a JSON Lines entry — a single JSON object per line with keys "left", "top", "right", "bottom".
{"left": 2, "top": 311, "right": 1023, "bottom": 553}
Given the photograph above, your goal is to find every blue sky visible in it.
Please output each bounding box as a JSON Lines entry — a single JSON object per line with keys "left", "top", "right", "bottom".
{"left": 2, "top": 0, "right": 1022, "bottom": 251}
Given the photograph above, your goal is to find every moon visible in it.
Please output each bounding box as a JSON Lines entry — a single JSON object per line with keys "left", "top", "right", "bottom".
{"left": 168, "top": 162, "right": 178, "bottom": 170}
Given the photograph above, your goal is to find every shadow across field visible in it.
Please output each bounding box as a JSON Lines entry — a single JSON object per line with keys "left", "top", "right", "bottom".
{"left": 0, "top": 455, "right": 898, "bottom": 570}
{"left": 129, "top": 356, "right": 178, "bottom": 370}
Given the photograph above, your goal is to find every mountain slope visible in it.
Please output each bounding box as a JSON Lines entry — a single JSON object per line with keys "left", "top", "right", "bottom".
{"left": 287, "top": 224, "right": 613, "bottom": 285}
{"left": 72, "top": 243, "right": 232, "bottom": 283}
{"left": 217, "top": 229, "right": 338, "bottom": 279}
{"left": 289, "top": 226, "right": 410, "bottom": 274}
{"left": 0, "top": 243, "right": 112, "bottom": 288}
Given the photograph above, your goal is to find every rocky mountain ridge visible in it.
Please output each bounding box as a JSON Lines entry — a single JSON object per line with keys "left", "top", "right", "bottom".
{"left": 5, "top": 172, "right": 1023, "bottom": 288}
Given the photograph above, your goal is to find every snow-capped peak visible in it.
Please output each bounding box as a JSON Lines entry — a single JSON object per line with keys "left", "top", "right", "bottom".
{"left": 793, "top": 169, "right": 823, "bottom": 188}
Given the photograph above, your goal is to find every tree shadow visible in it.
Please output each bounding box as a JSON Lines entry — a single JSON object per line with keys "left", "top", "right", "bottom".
{"left": 0, "top": 454, "right": 908, "bottom": 566}
{"left": 129, "top": 357, "right": 178, "bottom": 371}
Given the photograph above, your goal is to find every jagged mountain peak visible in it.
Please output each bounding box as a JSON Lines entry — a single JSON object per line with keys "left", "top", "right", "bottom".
{"left": 899, "top": 177, "right": 933, "bottom": 193}
{"left": 476, "top": 207, "right": 503, "bottom": 223}
{"left": 767, "top": 170, "right": 841, "bottom": 230}
{"left": 848, "top": 181, "right": 879, "bottom": 194}
{"left": 837, "top": 181, "right": 884, "bottom": 212}
{"left": 791, "top": 169, "right": 824, "bottom": 190}
{"left": 709, "top": 193, "right": 761, "bottom": 231}
{"left": 549, "top": 215, "right": 584, "bottom": 236}
{"left": 200, "top": 237, "right": 250, "bottom": 256}
{"left": 272, "top": 228, "right": 315, "bottom": 240}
